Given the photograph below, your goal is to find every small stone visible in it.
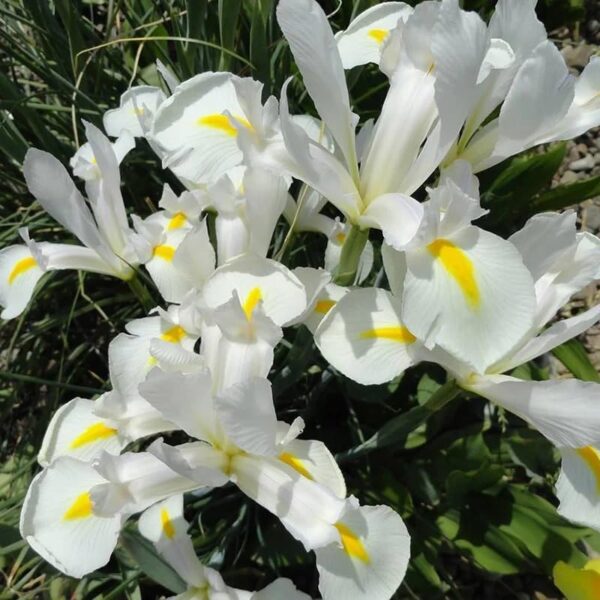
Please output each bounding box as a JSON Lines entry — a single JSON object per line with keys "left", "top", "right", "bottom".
{"left": 568, "top": 146, "right": 581, "bottom": 161}
{"left": 569, "top": 155, "right": 595, "bottom": 171}
{"left": 588, "top": 20, "right": 600, "bottom": 35}
{"left": 560, "top": 170, "right": 579, "bottom": 185}
{"left": 594, "top": 153, "right": 600, "bottom": 165}
{"left": 584, "top": 203, "right": 600, "bottom": 231}
{"left": 562, "top": 44, "right": 594, "bottom": 68}
{"left": 576, "top": 143, "right": 589, "bottom": 154}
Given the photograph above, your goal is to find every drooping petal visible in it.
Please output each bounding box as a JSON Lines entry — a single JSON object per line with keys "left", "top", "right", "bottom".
{"left": 0, "top": 244, "right": 45, "bottom": 319}
{"left": 315, "top": 501, "right": 410, "bottom": 600}
{"left": 138, "top": 494, "right": 208, "bottom": 588}
{"left": 202, "top": 255, "right": 307, "bottom": 327}
{"left": 20, "top": 457, "right": 121, "bottom": 578}
{"left": 555, "top": 447, "right": 600, "bottom": 532}
{"left": 402, "top": 226, "right": 535, "bottom": 374}
{"left": 315, "top": 288, "right": 422, "bottom": 386}
{"left": 252, "top": 578, "right": 311, "bottom": 600}
{"left": 231, "top": 453, "right": 344, "bottom": 551}
{"left": 278, "top": 437, "right": 346, "bottom": 499}
{"left": 553, "top": 559, "right": 600, "bottom": 600}
{"left": 150, "top": 72, "right": 254, "bottom": 186}
{"left": 38, "top": 397, "right": 126, "bottom": 467}
{"left": 335, "top": 2, "right": 413, "bottom": 70}
{"left": 464, "top": 374, "right": 600, "bottom": 448}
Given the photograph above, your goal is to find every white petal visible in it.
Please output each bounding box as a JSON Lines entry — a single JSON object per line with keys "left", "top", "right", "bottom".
{"left": 252, "top": 578, "right": 310, "bottom": 600}
{"left": 315, "top": 288, "right": 421, "bottom": 386}
{"left": 138, "top": 494, "right": 207, "bottom": 588}
{"left": 38, "top": 397, "right": 126, "bottom": 467}
{"left": 276, "top": 0, "right": 358, "bottom": 173}
{"left": 231, "top": 454, "right": 344, "bottom": 551}
{"left": 20, "top": 457, "right": 120, "bottom": 578}
{"left": 150, "top": 72, "right": 250, "bottom": 186}
{"left": 202, "top": 255, "right": 307, "bottom": 326}
{"left": 465, "top": 374, "right": 600, "bottom": 448}
{"left": 359, "top": 193, "right": 423, "bottom": 251}
{"left": 315, "top": 502, "right": 410, "bottom": 600}
{"left": 0, "top": 244, "right": 45, "bottom": 319}
{"left": 103, "top": 86, "right": 167, "bottom": 138}
{"left": 40, "top": 242, "right": 117, "bottom": 276}
{"left": 335, "top": 2, "right": 413, "bottom": 69}
{"left": 402, "top": 227, "right": 535, "bottom": 373}
{"left": 556, "top": 447, "right": 600, "bottom": 531}
{"left": 172, "top": 222, "right": 216, "bottom": 290}
{"left": 216, "top": 378, "right": 278, "bottom": 456}
{"left": 22, "top": 149, "right": 111, "bottom": 261}
{"left": 302, "top": 282, "right": 349, "bottom": 335}
{"left": 278, "top": 437, "right": 346, "bottom": 499}
{"left": 139, "top": 368, "right": 221, "bottom": 445}
{"left": 496, "top": 304, "right": 600, "bottom": 373}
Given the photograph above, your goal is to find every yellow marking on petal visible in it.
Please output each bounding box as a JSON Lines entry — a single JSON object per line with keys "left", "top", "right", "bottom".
{"left": 553, "top": 559, "right": 600, "bottom": 600}
{"left": 197, "top": 113, "right": 252, "bottom": 136}
{"left": 577, "top": 446, "right": 600, "bottom": 492}
{"left": 167, "top": 212, "right": 187, "bottom": 231}
{"left": 427, "top": 238, "right": 480, "bottom": 308}
{"left": 360, "top": 326, "right": 416, "bottom": 344}
{"left": 335, "top": 232, "right": 347, "bottom": 245}
{"left": 160, "top": 508, "right": 176, "bottom": 539}
{"left": 63, "top": 492, "right": 93, "bottom": 521}
{"left": 8, "top": 256, "right": 37, "bottom": 284}
{"left": 153, "top": 244, "right": 175, "bottom": 261}
{"left": 334, "top": 522, "right": 370, "bottom": 563}
{"left": 161, "top": 325, "right": 186, "bottom": 344}
{"left": 69, "top": 422, "right": 117, "bottom": 449}
{"left": 279, "top": 452, "right": 313, "bottom": 480}
{"left": 130, "top": 106, "right": 145, "bottom": 116}
{"left": 242, "top": 287, "right": 262, "bottom": 320}
{"left": 368, "top": 28, "right": 389, "bottom": 45}
{"left": 314, "top": 299, "right": 336, "bottom": 314}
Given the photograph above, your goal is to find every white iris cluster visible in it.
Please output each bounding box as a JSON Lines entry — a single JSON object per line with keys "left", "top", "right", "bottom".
{"left": 3, "top": 1, "right": 600, "bottom": 598}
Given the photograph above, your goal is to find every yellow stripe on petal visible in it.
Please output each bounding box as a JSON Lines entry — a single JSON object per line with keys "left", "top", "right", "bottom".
{"left": 8, "top": 256, "right": 37, "bottom": 284}
{"left": 360, "top": 326, "right": 416, "bottom": 344}
{"left": 554, "top": 560, "right": 600, "bottom": 600}
{"left": 69, "top": 422, "right": 117, "bottom": 449}
{"left": 577, "top": 446, "right": 600, "bottom": 492}
{"left": 197, "top": 114, "right": 252, "bottom": 136}
{"left": 368, "top": 28, "right": 389, "bottom": 45}
{"left": 242, "top": 287, "right": 262, "bottom": 320}
{"left": 160, "top": 508, "right": 176, "bottom": 539}
{"left": 427, "top": 238, "right": 480, "bottom": 308}
{"left": 279, "top": 452, "right": 313, "bottom": 480}
{"left": 63, "top": 492, "right": 93, "bottom": 521}
{"left": 314, "top": 299, "right": 336, "bottom": 314}
{"left": 167, "top": 212, "right": 187, "bottom": 231}
{"left": 161, "top": 325, "right": 186, "bottom": 344}
{"left": 334, "top": 522, "right": 370, "bottom": 563}
{"left": 153, "top": 245, "right": 175, "bottom": 261}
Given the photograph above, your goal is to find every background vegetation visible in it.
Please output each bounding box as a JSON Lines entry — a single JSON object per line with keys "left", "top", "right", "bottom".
{"left": 0, "top": 0, "right": 599, "bottom": 598}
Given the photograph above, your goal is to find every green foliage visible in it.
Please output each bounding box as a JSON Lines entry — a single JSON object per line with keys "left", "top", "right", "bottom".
{"left": 0, "top": 0, "right": 596, "bottom": 598}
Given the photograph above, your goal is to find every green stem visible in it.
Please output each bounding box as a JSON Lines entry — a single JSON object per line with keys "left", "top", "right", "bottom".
{"left": 334, "top": 225, "right": 369, "bottom": 286}
{"left": 337, "top": 380, "right": 461, "bottom": 462}
{"left": 127, "top": 274, "right": 154, "bottom": 313}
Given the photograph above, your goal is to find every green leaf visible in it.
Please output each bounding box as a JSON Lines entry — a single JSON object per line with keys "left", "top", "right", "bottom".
{"left": 218, "top": 0, "right": 242, "bottom": 70}
{"left": 552, "top": 338, "right": 600, "bottom": 383}
{"left": 119, "top": 530, "right": 186, "bottom": 594}
{"left": 532, "top": 175, "right": 600, "bottom": 213}
{"left": 446, "top": 463, "right": 504, "bottom": 506}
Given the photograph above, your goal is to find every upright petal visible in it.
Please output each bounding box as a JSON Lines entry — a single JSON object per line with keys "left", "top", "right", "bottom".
{"left": 277, "top": 0, "right": 358, "bottom": 175}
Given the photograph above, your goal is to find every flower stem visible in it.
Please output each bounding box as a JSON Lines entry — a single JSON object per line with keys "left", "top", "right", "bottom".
{"left": 127, "top": 274, "right": 154, "bottom": 313}
{"left": 334, "top": 225, "right": 369, "bottom": 286}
